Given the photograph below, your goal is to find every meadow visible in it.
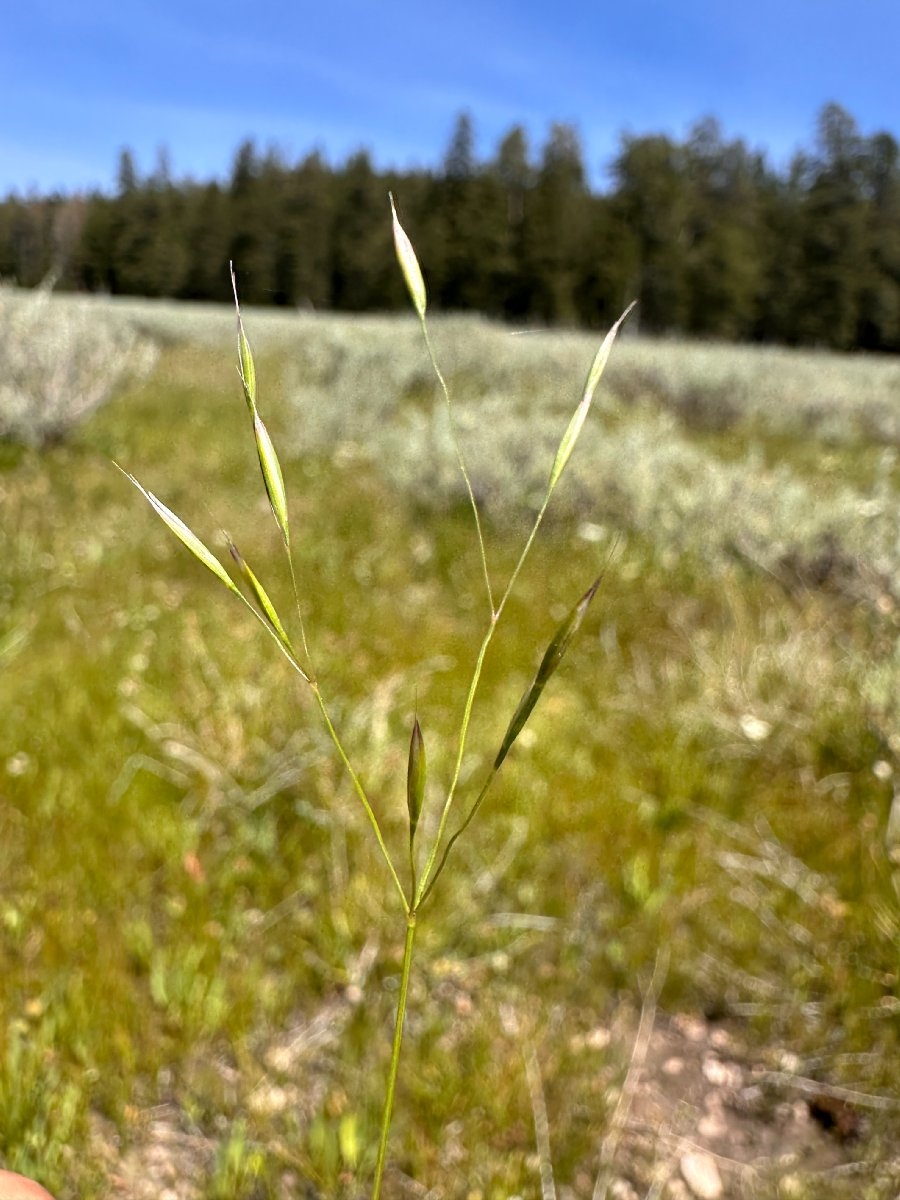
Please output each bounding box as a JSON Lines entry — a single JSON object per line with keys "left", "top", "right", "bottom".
{"left": 1, "top": 284, "right": 900, "bottom": 1199}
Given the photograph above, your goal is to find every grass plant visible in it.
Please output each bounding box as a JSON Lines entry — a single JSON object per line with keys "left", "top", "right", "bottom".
{"left": 120, "top": 201, "right": 633, "bottom": 1195}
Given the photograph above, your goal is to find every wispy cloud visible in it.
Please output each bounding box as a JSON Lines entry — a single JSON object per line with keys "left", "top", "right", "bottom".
{"left": 5, "top": 0, "right": 900, "bottom": 194}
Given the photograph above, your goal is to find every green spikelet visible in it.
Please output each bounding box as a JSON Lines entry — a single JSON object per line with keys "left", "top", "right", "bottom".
{"left": 390, "top": 194, "right": 427, "bottom": 320}
{"left": 494, "top": 576, "right": 602, "bottom": 771}
{"left": 407, "top": 716, "right": 427, "bottom": 845}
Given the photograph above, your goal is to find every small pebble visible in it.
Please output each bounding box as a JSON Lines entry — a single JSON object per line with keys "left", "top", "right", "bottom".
{"left": 673, "top": 1014, "right": 707, "bottom": 1042}
{"left": 665, "top": 1182, "right": 691, "bottom": 1200}
{"left": 698, "top": 1094, "right": 728, "bottom": 1140}
{"left": 680, "top": 1150, "right": 724, "bottom": 1199}
{"left": 702, "top": 1055, "right": 742, "bottom": 1088}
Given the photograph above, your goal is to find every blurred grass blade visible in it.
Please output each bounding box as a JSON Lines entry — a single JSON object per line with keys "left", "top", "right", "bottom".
{"left": 230, "top": 263, "right": 257, "bottom": 413}
{"left": 494, "top": 576, "right": 602, "bottom": 770}
{"left": 254, "top": 414, "right": 290, "bottom": 545}
{"left": 548, "top": 302, "right": 635, "bottom": 493}
{"left": 228, "top": 541, "right": 293, "bottom": 650}
{"left": 407, "top": 717, "right": 427, "bottom": 845}
{"left": 116, "top": 466, "right": 239, "bottom": 595}
{"left": 390, "top": 193, "right": 427, "bottom": 320}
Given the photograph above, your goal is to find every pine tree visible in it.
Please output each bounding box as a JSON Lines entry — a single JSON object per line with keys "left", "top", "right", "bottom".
{"left": 523, "top": 123, "right": 591, "bottom": 323}
{"left": 683, "top": 118, "right": 765, "bottom": 340}
{"left": 330, "top": 150, "right": 391, "bottom": 310}
{"left": 491, "top": 125, "right": 533, "bottom": 316}
{"left": 613, "top": 133, "right": 691, "bottom": 332}
{"left": 796, "top": 104, "right": 868, "bottom": 348}
{"left": 859, "top": 132, "right": 900, "bottom": 349}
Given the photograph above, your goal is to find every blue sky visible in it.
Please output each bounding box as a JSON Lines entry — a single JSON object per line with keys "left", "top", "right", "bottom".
{"left": 5, "top": 0, "right": 900, "bottom": 195}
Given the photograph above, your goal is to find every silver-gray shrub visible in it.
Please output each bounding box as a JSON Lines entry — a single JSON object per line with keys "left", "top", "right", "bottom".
{"left": 283, "top": 315, "right": 599, "bottom": 453}
{"left": 605, "top": 337, "right": 900, "bottom": 446}
{"left": 384, "top": 403, "right": 899, "bottom": 593}
{"left": 0, "top": 283, "right": 159, "bottom": 447}
{"left": 283, "top": 319, "right": 900, "bottom": 603}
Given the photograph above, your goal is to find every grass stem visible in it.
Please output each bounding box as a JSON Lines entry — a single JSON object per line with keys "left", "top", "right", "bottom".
{"left": 420, "top": 317, "right": 494, "bottom": 615}
{"left": 372, "top": 913, "right": 418, "bottom": 1200}
{"left": 311, "top": 684, "right": 409, "bottom": 913}
{"left": 415, "top": 622, "right": 495, "bottom": 905}
{"left": 285, "top": 545, "right": 312, "bottom": 668}
{"left": 416, "top": 490, "right": 554, "bottom": 906}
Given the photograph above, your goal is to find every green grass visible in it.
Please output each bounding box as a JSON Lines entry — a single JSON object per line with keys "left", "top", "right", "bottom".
{"left": 2, "top": 294, "right": 900, "bottom": 1197}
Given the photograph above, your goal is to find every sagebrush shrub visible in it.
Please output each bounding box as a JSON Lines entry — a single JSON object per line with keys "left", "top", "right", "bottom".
{"left": 0, "top": 282, "right": 158, "bottom": 447}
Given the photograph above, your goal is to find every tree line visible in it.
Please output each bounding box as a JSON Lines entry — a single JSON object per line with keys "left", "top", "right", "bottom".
{"left": 2, "top": 103, "right": 900, "bottom": 351}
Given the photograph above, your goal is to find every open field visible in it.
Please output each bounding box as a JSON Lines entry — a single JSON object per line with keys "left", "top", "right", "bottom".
{"left": 2, "top": 291, "right": 900, "bottom": 1198}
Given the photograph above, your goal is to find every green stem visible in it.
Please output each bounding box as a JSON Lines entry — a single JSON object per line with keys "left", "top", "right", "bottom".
{"left": 418, "top": 770, "right": 495, "bottom": 907}
{"left": 415, "top": 621, "right": 494, "bottom": 905}
{"left": 311, "top": 685, "right": 409, "bottom": 913}
{"left": 372, "top": 913, "right": 418, "bottom": 1200}
{"left": 415, "top": 491, "right": 554, "bottom": 907}
{"left": 420, "top": 318, "right": 494, "bottom": 615}
{"left": 495, "top": 491, "right": 551, "bottom": 623}
{"left": 285, "top": 536, "right": 313, "bottom": 667}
